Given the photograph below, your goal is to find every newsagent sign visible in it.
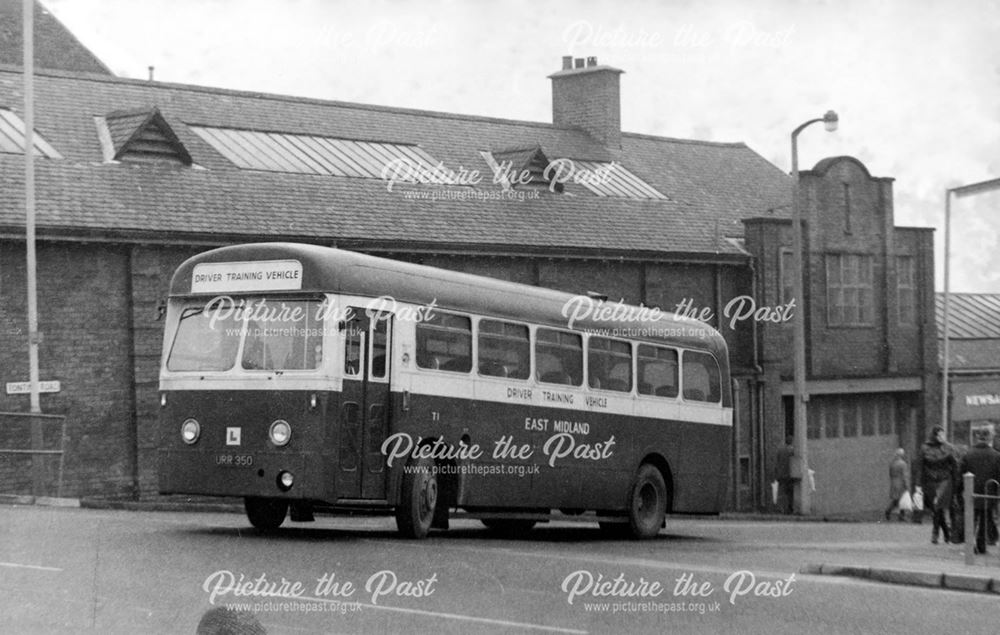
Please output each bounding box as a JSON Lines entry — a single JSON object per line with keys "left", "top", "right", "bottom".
{"left": 951, "top": 378, "right": 1000, "bottom": 422}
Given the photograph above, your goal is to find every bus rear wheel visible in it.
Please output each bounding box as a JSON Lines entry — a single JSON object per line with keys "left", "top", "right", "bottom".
{"left": 395, "top": 457, "right": 438, "bottom": 539}
{"left": 481, "top": 519, "right": 536, "bottom": 535}
{"left": 627, "top": 464, "right": 667, "bottom": 539}
{"left": 244, "top": 497, "right": 288, "bottom": 531}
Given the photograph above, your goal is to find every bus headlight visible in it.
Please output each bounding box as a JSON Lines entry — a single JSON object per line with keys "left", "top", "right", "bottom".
{"left": 269, "top": 420, "right": 292, "bottom": 447}
{"left": 277, "top": 470, "right": 295, "bottom": 491}
{"left": 180, "top": 418, "right": 200, "bottom": 445}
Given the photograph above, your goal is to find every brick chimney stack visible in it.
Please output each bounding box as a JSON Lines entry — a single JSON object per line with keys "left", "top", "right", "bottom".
{"left": 548, "top": 56, "right": 624, "bottom": 149}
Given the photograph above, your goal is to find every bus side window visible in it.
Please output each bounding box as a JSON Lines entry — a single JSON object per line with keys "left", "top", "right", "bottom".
{"left": 536, "top": 328, "right": 582, "bottom": 386}
{"left": 588, "top": 337, "right": 632, "bottom": 392}
{"left": 637, "top": 344, "right": 678, "bottom": 398}
{"left": 682, "top": 350, "right": 721, "bottom": 402}
{"left": 416, "top": 312, "right": 472, "bottom": 373}
{"left": 344, "top": 322, "right": 362, "bottom": 377}
{"left": 478, "top": 319, "right": 530, "bottom": 380}
{"left": 371, "top": 318, "right": 388, "bottom": 379}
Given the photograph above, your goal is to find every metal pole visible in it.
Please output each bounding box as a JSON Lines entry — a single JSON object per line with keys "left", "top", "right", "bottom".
{"left": 941, "top": 190, "right": 951, "bottom": 437}
{"left": 23, "top": 0, "right": 41, "bottom": 413}
{"left": 964, "top": 471, "right": 974, "bottom": 565}
{"left": 790, "top": 122, "right": 814, "bottom": 515}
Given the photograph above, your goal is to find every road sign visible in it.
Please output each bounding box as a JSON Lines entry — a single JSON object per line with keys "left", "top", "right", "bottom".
{"left": 5, "top": 381, "right": 60, "bottom": 395}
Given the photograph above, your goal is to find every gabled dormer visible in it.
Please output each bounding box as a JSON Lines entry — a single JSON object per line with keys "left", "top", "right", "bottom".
{"left": 485, "top": 145, "right": 564, "bottom": 193}
{"left": 96, "top": 107, "right": 192, "bottom": 166}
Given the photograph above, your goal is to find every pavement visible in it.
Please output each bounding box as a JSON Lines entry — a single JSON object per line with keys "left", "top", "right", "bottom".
{"left": 4, "top": 493, "right": 999, "bottom": 596}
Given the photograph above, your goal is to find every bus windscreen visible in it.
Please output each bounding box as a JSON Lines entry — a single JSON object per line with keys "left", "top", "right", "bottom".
{"left": 167, "top": 298, "right": 324, "bottom": 372}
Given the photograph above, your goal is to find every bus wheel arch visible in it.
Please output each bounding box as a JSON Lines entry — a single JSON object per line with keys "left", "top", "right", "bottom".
{"left": 639, "top": 453, "right": 674, "bottom": 515}
{"left": 628, "top": 456, "right": 672, "bottom": 539}
{"left": 395, "top": 437, "right": 451, "bottom": 539}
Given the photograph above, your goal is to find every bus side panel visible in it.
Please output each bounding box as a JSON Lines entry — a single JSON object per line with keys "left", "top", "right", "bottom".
{"left": 158, "top": 390, "right": 338, "bottom": 501}
{"left": 387, "top": 390, "right": 728, "bottom": 513}
{"left": 651, "top": 420, "right": 730, "bottom": 513}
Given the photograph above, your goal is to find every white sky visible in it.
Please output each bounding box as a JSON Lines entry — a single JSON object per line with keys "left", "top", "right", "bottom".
{"left": 42, "top": 0, "right": 1000, "bottom": 293}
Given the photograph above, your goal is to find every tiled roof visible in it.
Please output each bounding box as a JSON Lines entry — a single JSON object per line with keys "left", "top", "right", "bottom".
{"left": 936, "top": 293, "right": 1000, "bottom": 339}
{"left": 0, "top": 66, "right": 792, "bottom": 257}
{"left": 0, "top": 1, "right": 112, "bottom": 75}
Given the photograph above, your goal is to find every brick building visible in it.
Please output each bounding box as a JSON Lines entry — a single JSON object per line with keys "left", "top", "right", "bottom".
{"left": 0, "top": 14, "right": 938, "bottom": 513}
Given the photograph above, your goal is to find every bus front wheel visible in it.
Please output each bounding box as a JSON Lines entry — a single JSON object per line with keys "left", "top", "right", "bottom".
{"left": 395, "top": 457, "right": 438, "bottom": 539}
{"left": 244, "top": 497, "right": 288, "bottom": 531}
{"left": 627, "top": 464, "right": 667, "bottom": 539}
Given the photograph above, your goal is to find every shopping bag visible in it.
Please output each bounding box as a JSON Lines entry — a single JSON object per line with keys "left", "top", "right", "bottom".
{"left": 912, "top": 488, "right": 924, "bottom": 511}
{"left": 898, "top": 490, "right": 913, "bottom": 512}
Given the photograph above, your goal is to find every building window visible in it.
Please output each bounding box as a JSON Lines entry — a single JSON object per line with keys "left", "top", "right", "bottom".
{"left": 878, "top": 397, "right": 895, "bottom": 436}
{"left": 842, "top": 183, "right": 852, "bottom": 234}
{"left": 807, "top": 402, "right": 822, "bottom": 439}
{"left": 826, "top": 253, "right": 874, "bottom": 326}
{"left": 841, "top": 397, "right": 859, "bottom": 437}
{"left": 823, "top": 400, "right": 840, "bottom": 439}
{"left": 779, "top": 249, "right": 796, "bottom": 307}
{"left": 861, "top": 399, "right": 877, "bottom": 436}
{"left": 897, "top": 256, "right": 917, "bottom": 325}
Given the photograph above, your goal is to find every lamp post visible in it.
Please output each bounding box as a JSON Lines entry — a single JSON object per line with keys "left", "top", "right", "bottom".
{"left": 940, "top": 177, "right": 1000, "bottom": 437}
{"left": 790, "top": 110, "right": 838, "bottom": 515}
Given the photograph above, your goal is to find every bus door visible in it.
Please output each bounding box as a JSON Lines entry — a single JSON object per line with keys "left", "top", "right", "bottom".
{"left": 337, "top": 309, "right": 392, "bottom": 500}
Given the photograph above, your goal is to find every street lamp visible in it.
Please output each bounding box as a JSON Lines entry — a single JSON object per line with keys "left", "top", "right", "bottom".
{"left": 940, "top": 176, "right": 1000, "bottom": 437}
{"left": 790, "top": 110, "right": 838, "bottom": 515}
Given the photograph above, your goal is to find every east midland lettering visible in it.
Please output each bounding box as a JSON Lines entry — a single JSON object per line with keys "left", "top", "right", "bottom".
{"left": 524, "top": 418, "right": 591, "bottom": 434}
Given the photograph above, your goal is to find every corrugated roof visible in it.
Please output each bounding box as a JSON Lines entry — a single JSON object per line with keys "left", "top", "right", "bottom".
{"left": 0, "top": 66, "right": 793, "bottom": 256}
{"left": 936, "top": 293, "right": 1000, "bottom": 339}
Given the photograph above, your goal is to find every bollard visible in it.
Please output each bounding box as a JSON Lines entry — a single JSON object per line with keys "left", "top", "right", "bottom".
{"left": 964, "top": 472, "right": 975, "bottom": 565}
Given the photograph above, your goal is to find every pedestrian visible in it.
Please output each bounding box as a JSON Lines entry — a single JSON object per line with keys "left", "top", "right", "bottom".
{"left": 774, "top": 435, "right": 797, "bottom": 514}
{"left": 915, "top": 425, "right": 958, "bottom": 544}
{"left": 958, "top": 423, "right": 1000, "bottom": 554}
{"left": 884, "top": 448, "right": 911, "bottom": 521}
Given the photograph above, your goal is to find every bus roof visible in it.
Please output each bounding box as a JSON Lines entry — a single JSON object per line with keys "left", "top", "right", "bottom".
{"left": 170, "top": 242, "right": 729, "bottom": 358}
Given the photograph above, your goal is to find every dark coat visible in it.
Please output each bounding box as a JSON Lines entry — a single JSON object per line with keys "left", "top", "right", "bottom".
{"left": 889, "top": 457, "right": 910, "bottom": 500}
{"left": 775, "top": 444, "right": 795, "bottom": 482}
{"left": 916, "top": 440, "right": 957, "bottom": 488}
{"left": 959, "top": 444, "right": 1000, "bottom": 510}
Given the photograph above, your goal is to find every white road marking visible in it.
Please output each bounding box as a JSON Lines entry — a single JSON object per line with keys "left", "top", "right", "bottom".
{"left": 0, "top": 561, "right": 62, "bottom": 572}
{"left": 222, "top": 594, "right": 586, "bottom": 634}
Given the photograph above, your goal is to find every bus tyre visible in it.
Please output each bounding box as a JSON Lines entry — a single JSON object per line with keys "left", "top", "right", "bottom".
{"left": 481, "top": 519, "right": 536, "bottom": 535}
{"left": 627, "top": 464, "right": 667, "bottom": 539}
{"left": 244, "top": 497, "right": 288, "bottom": 531}
{"left": 395, "top": 457, "right": 438, "bottom": 539}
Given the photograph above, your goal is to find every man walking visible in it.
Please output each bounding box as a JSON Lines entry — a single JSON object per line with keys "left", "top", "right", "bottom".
{"left": 774, "top": 435, "right": 796, "bottom": 514}
{"left": 958, "top": 423, "right": 1000, "bottom": 554}
{"left": 916, "top": 425, "right": 957, "bottom": 544}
